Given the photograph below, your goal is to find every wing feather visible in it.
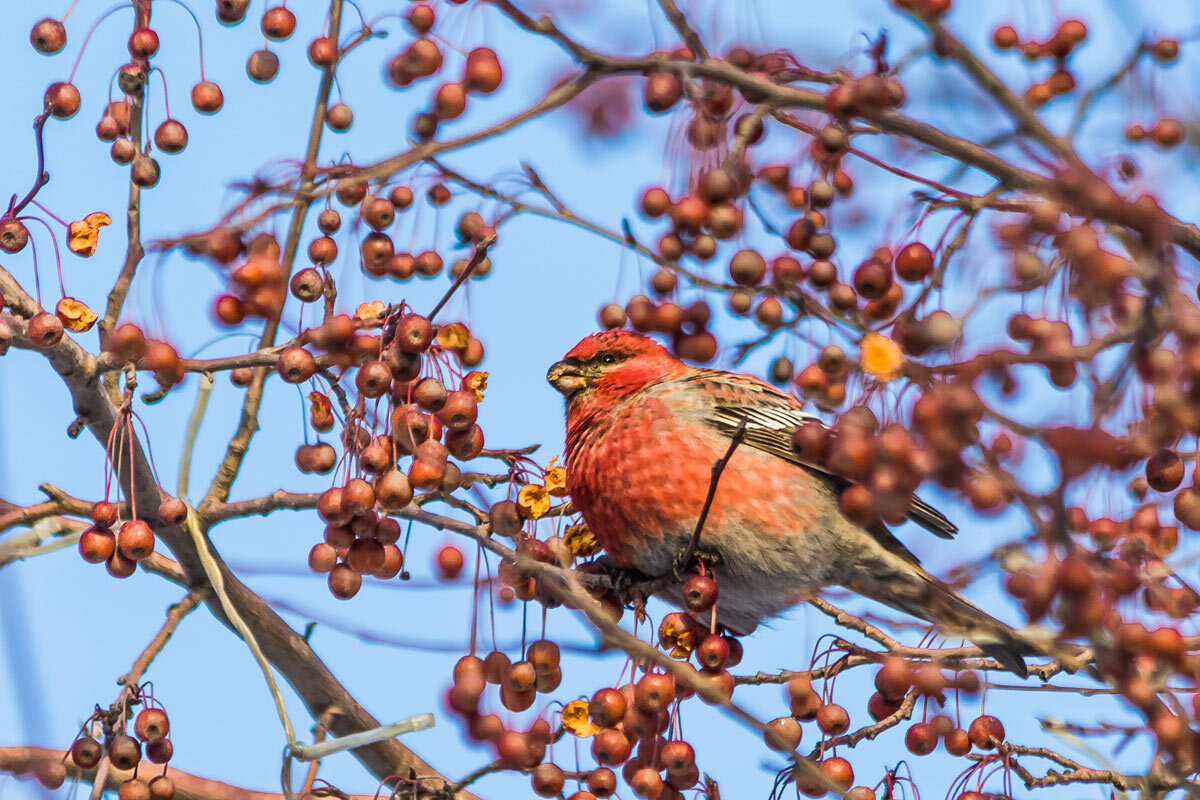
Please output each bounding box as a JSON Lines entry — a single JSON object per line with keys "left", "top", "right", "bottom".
{"left": 684, "top": 370, "right": 958, "bottom": 541}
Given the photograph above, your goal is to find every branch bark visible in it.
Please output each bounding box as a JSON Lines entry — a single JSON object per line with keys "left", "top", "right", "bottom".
{"left": 0, "top": 747, "right": 382, "bottom": 800}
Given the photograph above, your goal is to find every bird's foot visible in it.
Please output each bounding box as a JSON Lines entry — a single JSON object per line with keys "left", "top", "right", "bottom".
{"left": 672, "top": 547, "right": 721, "bottom": 580}
{"left": 608, "top": 565, "right": 653, "bottom": 606}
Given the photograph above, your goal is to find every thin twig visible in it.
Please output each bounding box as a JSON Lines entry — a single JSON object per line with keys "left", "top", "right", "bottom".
{"left": 118, "top": 590, "right": 204, "bottom": 691}
{"left": 201, "top": 0, "right": 345, "bottom": 511}
{"left": 675, "top": 419, "right": 747, "bottom": 576}
{"left": 428, "top": 234, "right": 496, "bottom": 320}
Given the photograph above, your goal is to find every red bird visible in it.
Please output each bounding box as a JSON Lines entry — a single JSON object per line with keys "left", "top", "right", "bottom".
{"left": 548, "top": 329, "right": 1029, "bottom": 677}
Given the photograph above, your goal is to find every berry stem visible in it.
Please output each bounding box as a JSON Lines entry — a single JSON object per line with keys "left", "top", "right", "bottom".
{"left": 158, "top": 0, "right": 208, "bottom": 80}
{"left": 18, "top": 216, "right": 64, "bottom": 297}
{"left": 26, "top": 200, "right": 68, "bottom": 227}
{"left": 151, "top": 67, "right": 171, "bottom": 121}
{"left": 66, "top": 4, "right": 132, "bottom": 85}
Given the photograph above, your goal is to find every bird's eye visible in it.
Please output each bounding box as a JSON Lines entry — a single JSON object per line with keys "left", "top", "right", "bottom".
{"left": 599, "top": 353, "right": 617, "bottom": 365}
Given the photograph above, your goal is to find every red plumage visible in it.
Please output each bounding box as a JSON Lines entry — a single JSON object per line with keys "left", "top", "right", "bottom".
{"left": 548, "top": 329, "right": 1030, "bottom": 676}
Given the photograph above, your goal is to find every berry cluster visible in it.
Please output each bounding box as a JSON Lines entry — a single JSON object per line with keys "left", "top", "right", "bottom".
{"left": 295, "top": 309, "right": 488, "bottom": 599}
{"left": 56, "top": 693, "right": 176, "bottom": 799}
{"left": 77, "top": 404, "right": 187, "bottom": 578}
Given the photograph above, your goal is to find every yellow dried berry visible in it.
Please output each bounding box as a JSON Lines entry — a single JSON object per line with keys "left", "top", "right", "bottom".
{"left": 517, "top": 483, "right": 550, "bottom": 520}
{"left": 860, "top": 332, "right": 904, "bottom": 382}
{"left": 354, "top": 300, "right": 388, "bottom": 324}
{"left": 463, "top": 370, "right": 488, "bottom": 402}
{"left": 544, "top": 465, "right": 568, "bottom": 498}
{"left": 563, "top": 522, "right": 599, "bottom": 557}
{"left": 658, "top": 612, "right": 699, "bottom": 659}
{"left": 437, "top": 322, "right": 470, "bottom": 350}
{"left": 561, "top": 699, "right": 600, "bottom": 737}
{"left": 308, "top": 391, "right": 335, "bottom": 431}
{"left": 67, "top": 212, "right": 112, "bottom": 257}
{"left": 55, "top": 297, "right": 98, "bottom": 332}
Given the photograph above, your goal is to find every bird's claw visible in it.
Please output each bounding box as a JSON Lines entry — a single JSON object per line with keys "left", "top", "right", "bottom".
{"left": 673, "top": 548, "right": 720, "bottom": 580}
{"left": 608, "top": 565, "right": 652, "bottom": 606}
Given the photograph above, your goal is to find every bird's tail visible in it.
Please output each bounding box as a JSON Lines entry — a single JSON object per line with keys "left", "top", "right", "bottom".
{"left": 848, "top": 563, "right": 1032, "bottom": 679}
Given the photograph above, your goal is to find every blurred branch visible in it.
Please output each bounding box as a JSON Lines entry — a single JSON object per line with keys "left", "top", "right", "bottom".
{"left": 0, "top": 747, "right": 383, "bottom": 800}
{"left": 656, "top": 0, "right": 709, "bottom": 60}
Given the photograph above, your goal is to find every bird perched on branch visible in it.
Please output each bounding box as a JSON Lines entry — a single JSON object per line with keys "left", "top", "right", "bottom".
{"left": 547, "top": 329, "right": 1031, "bottom": 677}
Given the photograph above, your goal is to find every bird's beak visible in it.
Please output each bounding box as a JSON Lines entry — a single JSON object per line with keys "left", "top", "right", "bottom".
{"left": 547, "top": 360, "right": 588, "bottom": 396}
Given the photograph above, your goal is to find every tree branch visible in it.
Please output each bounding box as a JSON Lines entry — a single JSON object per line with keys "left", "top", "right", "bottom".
{"left": 0, "top": 747, "right": 382, "bottom": 800}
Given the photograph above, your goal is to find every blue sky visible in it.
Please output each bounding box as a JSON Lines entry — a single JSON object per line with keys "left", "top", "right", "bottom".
{"left": 3, "top": 1, "right": 1199, "bottom": 798}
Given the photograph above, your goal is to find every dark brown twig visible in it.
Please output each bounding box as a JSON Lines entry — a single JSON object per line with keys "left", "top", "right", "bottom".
{"left": 675, "top": 419, "right": 747, "bottom": 576}
{"left": 428, "top": 234, "right": 497, "bottom": 321}
{"left": 6, "top": 111, "right": 51, "bottom": 218}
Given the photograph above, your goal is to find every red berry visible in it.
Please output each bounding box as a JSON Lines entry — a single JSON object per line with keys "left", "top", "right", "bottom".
{"left": 905, "top": 722, "right": 937, "bottom": 755}
{"left": 107, "top": 734, "right": 141, "bottom": 770}
{"left": 135, "top": 708, "right": 170, "bottom": 743}
{"left": 118, "top": 519, "right": 155, "bottom": 560}
{"left": 128, "top": 28, "right": 160, "bottom": 58}
{"left": 682, "top": 574, "right": 718, "bottom": 612}
{"left": 191, "top": 80, "right": 224, "bottom": 113}
{"left": 967, "top": 715, "right": 1005, "bottom": 749}
{"left": 436, "top": 544, "right": 464, "bottom": 580}
{"left": 764, "top": 716, "right": 802, "bottom": 751}
{"left": 261, "top": 6, "right": 296, "bottom": 39}
{"left": 816, "top": 703, "right": 850, "bottom": 735}
{"left": 70, "top": 737, "right": 103, "bottom": 769}
{"left": 894, "top": 242, "right": 933, "bottom": 282}
{"left": 328, "top": 563, "right": 362, "bottom": 599}
{"left": 531, "top": 763, "right": 565, "bottom": 797}
{"left": 79, "top": 526, "right": 117, "bottom": 563}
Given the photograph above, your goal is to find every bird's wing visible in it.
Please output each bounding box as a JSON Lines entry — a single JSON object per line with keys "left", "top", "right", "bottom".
{"left": 683, "top": 369, "right": 958, "bottom": 543}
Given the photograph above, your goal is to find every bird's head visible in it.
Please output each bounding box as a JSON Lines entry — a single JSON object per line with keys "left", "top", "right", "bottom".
{"left": 547, "top": 330, "right": 683, "bottom": 404}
